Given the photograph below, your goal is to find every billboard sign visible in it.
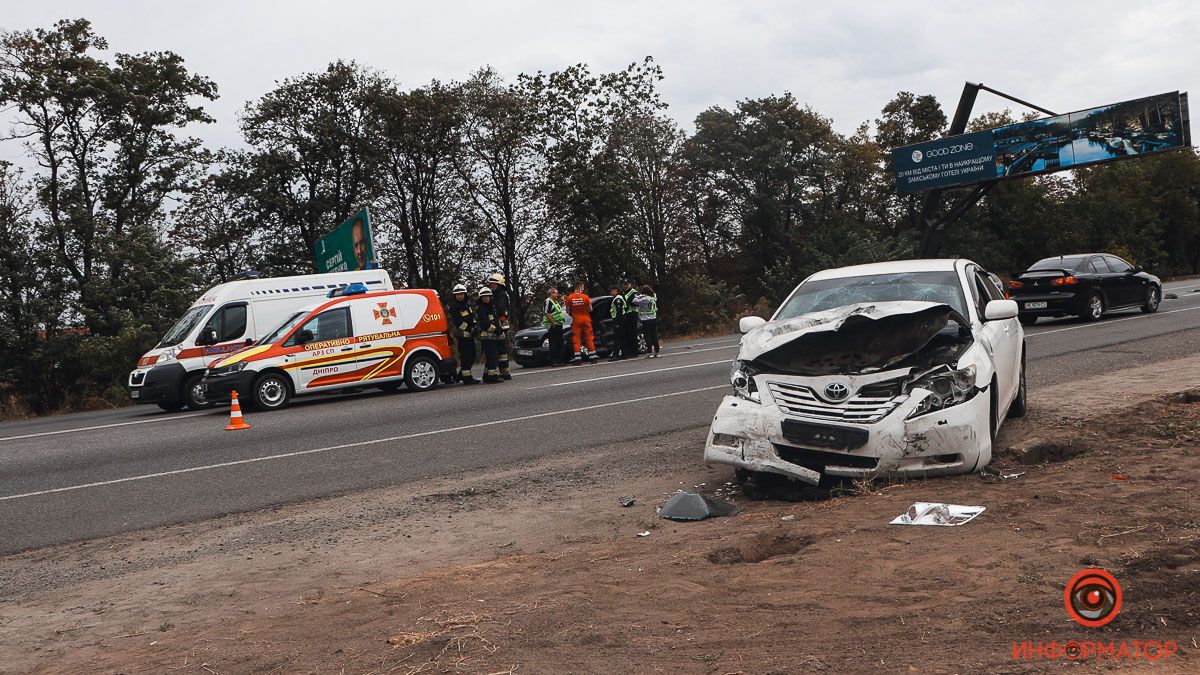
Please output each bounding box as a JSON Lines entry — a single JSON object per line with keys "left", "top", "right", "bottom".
{"left": 315, "top": 208, "right": 377, "bottom": 273}
{"left": 895, "top": 91, "right": 1190, "bottom": 194}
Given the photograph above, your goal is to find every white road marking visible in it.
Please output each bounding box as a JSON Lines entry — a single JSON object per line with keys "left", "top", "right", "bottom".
{"left": 1026, "top": 304, "right": 1200, "bottom": 338}
{"left": 0, "top": 412, "right": 209, "bottom": 442}
{"left": 525, "top": 358, "right": 733, "bottom": 389}
{"left": 0, "top": 385, "right": 728, "bottom": 503}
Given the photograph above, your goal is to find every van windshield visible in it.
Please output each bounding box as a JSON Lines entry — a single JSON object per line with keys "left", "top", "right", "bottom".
{"left": 157, "top": 305, "right": 212, "bottom": 348}
{"left": 258, "top": 311, "right": 307, "bottom": 345}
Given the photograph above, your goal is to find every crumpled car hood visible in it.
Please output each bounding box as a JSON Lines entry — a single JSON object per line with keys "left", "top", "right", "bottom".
{"left": 740, "top": 301, "right": 970, "bottom": 375}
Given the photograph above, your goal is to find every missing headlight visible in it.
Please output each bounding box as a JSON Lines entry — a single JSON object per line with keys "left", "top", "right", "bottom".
{"left": 905, "top": 364, "right": 977, "bottom": 419}
{"left": 730, "top": 361, "right": 761, "bottom": 403}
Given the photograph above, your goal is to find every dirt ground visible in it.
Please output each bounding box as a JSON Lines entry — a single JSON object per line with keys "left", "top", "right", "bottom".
{"left": 3, "top": 357, "right": 1200, "bottom": 673}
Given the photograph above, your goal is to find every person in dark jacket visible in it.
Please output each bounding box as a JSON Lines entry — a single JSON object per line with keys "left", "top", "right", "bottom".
{"left": 620, "top": 281, "right": 641, "bottom": 358}
{"left": 607, "top": 285, "right": 628, "bottom": 361}
{"left": 448, "top": 284, "right": 479, "bottom": 384}
{"left": 486, "top": 273, "right": 514, "bottom": 380}
{"left": 476, "top": 286, "right": 505, "bottom": 384}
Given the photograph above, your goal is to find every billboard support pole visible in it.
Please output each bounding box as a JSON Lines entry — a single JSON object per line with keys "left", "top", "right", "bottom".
{"left": 916, "top": 82, "right": 1058, "bottom": 257}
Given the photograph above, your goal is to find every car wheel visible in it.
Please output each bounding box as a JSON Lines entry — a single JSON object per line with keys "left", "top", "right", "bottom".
{"left": 1018, "top": 315, "right": 1037, "bottom": 326}
{"left": 1009, "top": 351, "right": 1027, "bottom": 418}
{"left": 181, "top": 373, "right": 215, "bottom": 411}
{"left": 1080, "top": 292, "right": 1104, "bottom": 321}
{"left": 157, "top": 401, "right": 185, "bottom": 412}
{"left": 404, "top": 354, "right": 440, "bottom": 392}
{"left": 377, "top": 381, "right": 402, "bottom": 393}
{"left": 1141, "top": 285, "right": 1161, "bottom": 313}
{"left": 251, "top": 372, "right": 292, "bottom": 411}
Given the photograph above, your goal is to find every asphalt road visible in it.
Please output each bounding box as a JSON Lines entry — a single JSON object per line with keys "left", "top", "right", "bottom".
{"left": 3, "top": 279, "right": 1200, "bottom": 554}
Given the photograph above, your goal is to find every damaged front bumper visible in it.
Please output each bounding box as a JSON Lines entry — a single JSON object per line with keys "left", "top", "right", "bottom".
{"left": 703, "top": 378, "right": 991, "bottom": 486}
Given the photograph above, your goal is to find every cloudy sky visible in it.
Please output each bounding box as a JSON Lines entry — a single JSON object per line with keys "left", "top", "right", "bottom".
{"left": 3, "top": 0, "right": 1197, "bottom": 155}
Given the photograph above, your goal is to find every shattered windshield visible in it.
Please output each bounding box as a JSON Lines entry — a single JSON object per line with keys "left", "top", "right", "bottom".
{"left": 774, "top": 272, "right": 968, "bottom": 320}
{"left": 156, "top": 305, "right": 212, "bottom": 348}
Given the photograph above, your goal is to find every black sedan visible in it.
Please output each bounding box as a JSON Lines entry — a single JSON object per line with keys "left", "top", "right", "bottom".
{"left": 513, "top": 296, "right": 640, "bottom": 366}
{"left": 1008, "top": 253, "right": 1161, "bottom": 325}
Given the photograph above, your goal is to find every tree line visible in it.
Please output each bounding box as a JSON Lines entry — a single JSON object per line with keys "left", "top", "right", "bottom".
{"left": 2, "top": 18, "right": 1199, "bottom": 416}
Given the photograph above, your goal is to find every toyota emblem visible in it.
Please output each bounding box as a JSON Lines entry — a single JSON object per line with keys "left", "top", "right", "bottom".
{"left": 824, "top": 383, "right": 850, "bottom": 401}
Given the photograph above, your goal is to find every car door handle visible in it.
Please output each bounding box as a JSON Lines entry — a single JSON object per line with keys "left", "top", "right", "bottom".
{"left": 358, "top": 343, "right": 373, "bottom": 349}
{"left": 340, "top": 347, "right": 354, "bottom": 352}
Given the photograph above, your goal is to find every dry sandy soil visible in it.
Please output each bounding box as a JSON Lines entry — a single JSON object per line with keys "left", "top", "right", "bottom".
{"left": 3, "top": 357, "right": 1200, "bottom": 673}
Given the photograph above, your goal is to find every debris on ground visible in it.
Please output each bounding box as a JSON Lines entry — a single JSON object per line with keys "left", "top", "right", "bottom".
{"left": 980, "top": 465, "right": 1025, "bottom": 481}
{"left": 618, "top": 495, "right": 636, "bottom": 507}
{"left": 780, "top": 515, "right": 796, "bottom": 522}
{"left": 636, "top": 530, "right": 651, "bottom": 537}
{"left": 890, "top": 502, "right": 985, "bottom": 527}
{"left": 657, "top": 492, "right": 742, "bottom": 521}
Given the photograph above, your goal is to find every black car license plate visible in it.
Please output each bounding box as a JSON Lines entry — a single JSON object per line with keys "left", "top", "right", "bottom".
{"left": 781, "top": 419, "right": 868, "bottom": 450}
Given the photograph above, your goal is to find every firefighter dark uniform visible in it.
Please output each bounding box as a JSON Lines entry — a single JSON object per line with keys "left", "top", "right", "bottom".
{"left": 487, "top": 273, "right": 514, "bottom": 380}
{"left": 621, "top": 283, "right": 641, "bottom": 358}
{"left": 476, "top": 287, "right": 505, "bottom": 384}
{"left": 608, "top": 288, "right": 629, "bottom": 361}
{"left": 449, "top": 284, "right": 479, "bottom": 384}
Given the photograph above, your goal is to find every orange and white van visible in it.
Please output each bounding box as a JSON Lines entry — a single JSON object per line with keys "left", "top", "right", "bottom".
{"left": 201, "top": 285, "right": 452, "bottom": 410}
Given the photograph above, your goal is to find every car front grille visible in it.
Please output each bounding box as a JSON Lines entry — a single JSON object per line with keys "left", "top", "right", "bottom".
{"left": 767, "top": 381, "right": 906, "bottom": 424}
{"left": 516, "top": 336, "right": 544, "bottom": 349}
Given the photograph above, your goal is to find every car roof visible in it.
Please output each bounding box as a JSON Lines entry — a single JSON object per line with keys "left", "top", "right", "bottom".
{"left": 806, "top": 258, "right": 967, "bottom": 281}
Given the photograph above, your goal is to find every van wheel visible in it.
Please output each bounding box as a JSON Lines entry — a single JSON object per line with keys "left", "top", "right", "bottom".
{"left": 251, "top": 372, "right": 292, "bottom": 411}
{"left": 182, "top": 373, "right": 215, "bottom": 410}
{"left": 405, "top": 354, "right": 440, "bottom": 392}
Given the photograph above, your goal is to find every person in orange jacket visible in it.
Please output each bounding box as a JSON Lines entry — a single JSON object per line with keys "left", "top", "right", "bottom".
{"left": 565, "top": 282, "right": 596, "bottom": 363}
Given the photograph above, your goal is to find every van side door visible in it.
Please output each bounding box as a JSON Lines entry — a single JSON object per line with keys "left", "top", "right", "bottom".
{"left": 349, "top": 295, "right": 417, "bottom": 382}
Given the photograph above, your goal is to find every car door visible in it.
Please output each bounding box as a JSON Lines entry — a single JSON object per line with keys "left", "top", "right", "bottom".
{"left": 970, "top": 266, "right": 1019, "bottom": 410}
{"left": 284, "top": 306, "right": 356, "bottom": 390}
{"left": 1104, "top": 255, "right": 1140, "bottom": 307}
{"left": 198, "top": 302, "right": 252, "bottom": 358}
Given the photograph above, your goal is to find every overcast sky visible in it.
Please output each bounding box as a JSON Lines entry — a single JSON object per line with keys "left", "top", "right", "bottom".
{"left": 3, "top": 0, "right": 1197, "bottom": 156}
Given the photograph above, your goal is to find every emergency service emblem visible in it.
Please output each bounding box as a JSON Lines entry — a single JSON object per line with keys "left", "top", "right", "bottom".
{"left": 373, "top": 302, "right": 396, "bottom": 326}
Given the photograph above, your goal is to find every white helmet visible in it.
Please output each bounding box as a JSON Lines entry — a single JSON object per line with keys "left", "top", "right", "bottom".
{"left": 452, "top": 284, "right": 467, "bottom": 295}
{"left": 478, "top": 286, "right": 493, "bottom": 297}
{"left": 486, "top": 273, "right": 506, "bottom": 286}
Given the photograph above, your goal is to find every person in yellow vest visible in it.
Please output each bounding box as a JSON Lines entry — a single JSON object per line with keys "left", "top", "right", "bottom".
{"left": 543, "top": 286, "right": 567, "bottom": 366}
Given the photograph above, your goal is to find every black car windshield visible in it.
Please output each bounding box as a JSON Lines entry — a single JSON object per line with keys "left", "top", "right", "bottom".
{"left": 257, "top": 311, "right": 307, "bottom": 345}
{"left": 774, "top": 271, "right": 968, "bottom": 320}
{"left": 1029, "top": 256, "right": 1087, "bottom": 272}
{"left": 156, "top": 305, "right": 212, "bottom": 348}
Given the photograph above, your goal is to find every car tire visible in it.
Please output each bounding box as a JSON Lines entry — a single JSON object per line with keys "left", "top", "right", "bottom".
{"left": 157, "top": 401, "right": 185, "bottom": 412}
{"left": 1141, "top": 285, "right": 1161, "bottom": 313}
{"left": 1009, "top": 350, "right": 1027, "bottom": 418}
{"left": 404, "top": 354, "right": 440, "bottom": 392}
{"left": 1080, "top": 292, "right": 1104, "bottom": 321}
{"left": 250, "top": 372, "right": 292, "bottom": 411}
{"left": 377, "top": 381, "right": 402, "bottom": 393}
{"left": 181, "top": 373, "right": 215, "bottom": 411}
{"left": 1018, "top": 315, "right": 1037, "bottom": 326}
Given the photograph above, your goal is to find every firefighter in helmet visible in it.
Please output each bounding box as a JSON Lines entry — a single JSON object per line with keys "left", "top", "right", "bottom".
{"left": 449, "top": 284, "right": 479, "bottom": 384}
{"left": 475, "top": 286, "right": 505, "bottom": 384}
{"left": 486, "top": 273, "right": 514, "bottom": 380}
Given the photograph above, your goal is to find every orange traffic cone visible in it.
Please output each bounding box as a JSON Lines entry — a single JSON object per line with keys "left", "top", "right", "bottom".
{"left": 225, "top": 390, "right": 251, "bottom": 431}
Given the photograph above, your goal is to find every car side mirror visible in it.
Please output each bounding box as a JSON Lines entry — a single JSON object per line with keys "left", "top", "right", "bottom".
{"left": 984, "top": 299, "right": 1019, "bottom": 321}
{"left": 295, "top": 329, "right": 315, "bottom": 345}
{"left": 244, "top": 338, "right": 254, "bottom": 346}
{"left": 739, "top": 316, "right": 767, "bottom": 334}
{"left": 1130, "top": 265, "right": 1143, "bottom": 274}
{"left": 198, "top": 329, "right": 218, "bottom": 346}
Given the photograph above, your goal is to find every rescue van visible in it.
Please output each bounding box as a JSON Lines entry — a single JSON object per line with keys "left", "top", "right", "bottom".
{"left": 201, "top": 285, "right": 453, "bottom": 411}
{"left": 128, "top": 270, "right": 393, "bottom": 411}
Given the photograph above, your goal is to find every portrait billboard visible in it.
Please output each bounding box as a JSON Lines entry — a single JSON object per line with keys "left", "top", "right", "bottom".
{"left": 315, "top": 208, "right": 377, "bottom": 273}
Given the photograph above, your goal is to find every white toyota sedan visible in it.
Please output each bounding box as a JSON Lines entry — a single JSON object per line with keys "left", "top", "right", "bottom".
{"left": 704, "top": 259, "right": 1026, "bottom": 487}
